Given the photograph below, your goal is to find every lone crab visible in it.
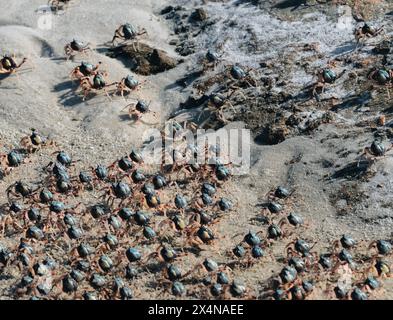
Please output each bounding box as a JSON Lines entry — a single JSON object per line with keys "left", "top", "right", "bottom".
{"left": 368, "top": 68, "right": 393, "bottom": 97}
{"left": 64, "top": 39, "right": 92, "bottom": 60}
{"left": 122, "top": 100, "right": 156, "bottom": 123}
{"left": 203, "top": 92, "right": 237, "bottom": 125}
{"left": 0, "top": 55, "right": 27, "bottom": 75}
{"left": 369, "top": 68, "right": 392, "bottom": 83}
{"left": 312, "top": 63, "right": 346, "bottom": 96}
{"left": 114, "top": 75, "right": 144, "bottom": 98}
{"left": 355, "top": 23, "right": 384, "bottom": 43}
{"left": 202, "top": 50, "right": 221, "bottom": 71}
{"left": 20, "top": 129, "right": 55, "bottom": 153}
{"left": 362, "top": 140, "right": 393, "bottom": 161}
{"left": 49, "top": 0, "right": 72, "bottom": 12}
{"left": 111, "top": 23, "right": 147, "bottom": 46}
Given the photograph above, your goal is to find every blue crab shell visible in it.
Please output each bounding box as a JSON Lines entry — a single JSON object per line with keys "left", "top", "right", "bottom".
{"left": 125, "top": 75, "right": 139, "bottom": 89}
{"left": 123, "top": 23, "right": 138, "bottom": 39}
{"left": 322, "top": 69, "right": 337, "bottom": 83}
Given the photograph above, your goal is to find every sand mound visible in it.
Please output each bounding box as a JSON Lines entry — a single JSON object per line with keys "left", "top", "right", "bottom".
{"left": 108, "top": 42, "right": 181, "bottom": 75}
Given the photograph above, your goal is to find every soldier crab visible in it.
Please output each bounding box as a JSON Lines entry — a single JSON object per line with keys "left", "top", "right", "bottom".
{"left": 64, "top": 39, "right": 92, "bottom": 60}
{"left": 111, "top": 23, "right": 147, "bottom": 46}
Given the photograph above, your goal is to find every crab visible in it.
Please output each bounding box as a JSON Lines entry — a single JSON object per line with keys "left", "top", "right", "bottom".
{"left": 195, "top": 64, "right": 259, "bottom": 96}
{"left": 202, "top": 50, "right": 221, "bottom": 71}
{"left": 332, "top": 234, "right": 357, "bottom": 252}
{"left": 101, "top": 181, "right": 132, "bottom": 207}
{"left": 114, "top": 75, "right": 144, "bottom": 98}
{"left": 184, "top": 223, "right": 218, "bottom": 249}
{"left": 79, "top": 72, "right": 117, "bottom": 100}
{"left": 369, "top": 240, "right": 392, "bottom": 257}
{"left": 0, "top": 55, "right": 27, "bottom": 75}
{"left": 367, "top": 259, "right": 392, "bottom": 278}
{"left": 202, "top": 92, "right": 237, "bottom": 126}
{"left": 108, "top": 156, "right": 134, "bottom": 174}
{"left": 227, "top": 65, "right": 259, "bottom": 87}
{"left": 266, "top": 186, "right": 291, "bottom": 201}
{"left": 266, "top": 219, "right": 293, "bottom": 243}
{"left": 189, "top": 258, "right": 231, "bottom": 281}
{"left": 226, "top": 280, "right": 255, "bottom": 299}
{"left": 70, "top": 61, "right": 101, "bottom": 80}
{"left": 368, "top": 68, "right": 393, "bottom": 86}
{"left": 0, "top": 150, "right": 28, "bottom": 176}
{"left": 95, "top": 233, "right": 120, "bottom": 254}
{"left": 236, "top": 230, "right": 263, "bottom": 249}
{"left": 157, "top": 213, "right": 188, "bottom": 236}
{"left": 20, "top": 129, "right": 55, "bottom": 153}
{"left": 330, "top": 248, "right": 357, "bottom": 273}
{"left": 355, "top": 23, "right": 384, "bottom": 43}
{"left": 111, "top": 23, "right": 147, "bottom": 46}
{"left": 354, "top": 276, "right": 382, "bottom": 295}
{"left": 64, "top": 39, "right": 92, "bottom": 60}
{"left": 142, "top": 190, "right": 163, "bottom": 210}
{"left": 0, "top": 206, "right": 23, "bottom": 236}
{"left": 361, "top": 140, "right": 393, "bottom": 162}
{"left": 49, "top": 0, "right": 72, "bottom": 12}
{"left": 286, "top": 239, "right": 316, "bottom": 262}
{"left": 368, "top": 68, "right": 393, "bottom": 97}
{"left": 121, "top": 100, "right": 156, "bottom": 123}
{"left": 159, "top": 264, "right": 192, "bottom": 284}
{"left": 285, "top": 212, "right": 307, "bottom": 229}
{"left": 266, "top": 278, "right": 314, "bottom": 300}
{"left": 146, "top": 244, "right": 185, "bottom": 265}
{"left": 161, "top": 145, "right": 194, "bottom": 174}
{"left": 189, "top": 209, "right": 219, "bottom": 225}
{"left": 312, "top": 63, "right": 346, "bottom": 96}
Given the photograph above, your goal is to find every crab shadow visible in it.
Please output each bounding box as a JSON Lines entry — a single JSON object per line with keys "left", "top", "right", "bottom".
{"left": 330, "top": 91, "right": 372, "bottom": 112}
{"left": 250, "top": 214, "right": 269, "bottom": 225}
{"left": 52, "top": 80, "right": 111, "bottom": 108}
{"left": 95, "top": 45, "right": 113, "bottom": 55}
{"left": 119, "top": 114, "right": 132, "bottom": 122}
{"left": 273, "top": 0, "right": 311, "bottom": 10}
{"left": 330, "top": 41, "right": 357, "bottom": 56}
{"left": 0, "top": 73, "right": 13, "bottom": 82}
{"left": 50, "top": 56, "right": 69, "bottom": 63}
{"left": 118, "top": 114, "right": 156, "bottom": 127}
{"left": 52, "top": 80, "right": 82, "bottom": 107}
{"left": 233, "top": 0, "right": 260, "bottom": 6}
{"left": 164, "top": 70, "right": 204, "bottom": 91}
{"left": 328, "top": 160, "right": 370, "bottom": 181}
{"left": 383, "top": 104, "right": 393, "bottom": 114}
{"left": 0, "top": 274, "right": 13, "bottom": 281}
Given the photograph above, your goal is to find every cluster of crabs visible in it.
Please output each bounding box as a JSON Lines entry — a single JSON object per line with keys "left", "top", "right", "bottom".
{"left": 164, "top": 20, "right": 393, "bottom": 133}
{"left": 0, "top": 127, "right": 391, "bottom": 300}
{"left": 0, "top": 126, "right": 253, "bottom": 299}
{"left": 64, "top": 21, "right": 154, "bottom": 122}
{"left": 311, "top": 23, "right": 392, "bottom": 97}
{"left": 245, "top": 186, "right": 393, "bottom": 300}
